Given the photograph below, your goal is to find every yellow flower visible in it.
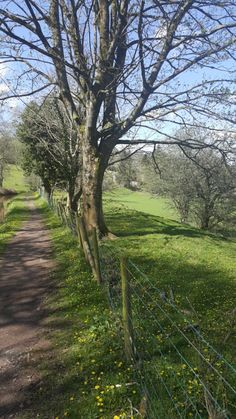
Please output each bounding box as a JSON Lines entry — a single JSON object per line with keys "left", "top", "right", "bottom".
{"left": 69, "top": 396, "right": 74, "bottom": 401}
{"left": 95, "top": 385, "right": 100, "bottom": 390}
{"left": 113, "top": 416, "right": 120, "bottom": 419}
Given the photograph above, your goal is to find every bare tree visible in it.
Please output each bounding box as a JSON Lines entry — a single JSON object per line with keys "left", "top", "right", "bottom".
{"left": 0, "top": 0, "right": 235, "bottom": 235}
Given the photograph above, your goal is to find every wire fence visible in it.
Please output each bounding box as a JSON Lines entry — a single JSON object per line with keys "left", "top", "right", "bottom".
{"left": 45, "top": 194, "right": 236, "bottom": 418}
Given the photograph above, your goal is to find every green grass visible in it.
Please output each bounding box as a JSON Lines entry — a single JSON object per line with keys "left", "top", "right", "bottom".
{"left": 0, "top": 194, "right": 29, "bottom": 254}
{"left": 101, "top": 202, "right": 236, "bottom": 417}
{"left": 104, "top": 188, "right": 178, "bottom": 220}
{"left": 3, "top": 164, "right": 28, "bottom": 192}
{"left": 14, "top": 189, "right": 235, "bottom": 417}
{"left": 23, "top": 198, "right": 140, "bottom": 419}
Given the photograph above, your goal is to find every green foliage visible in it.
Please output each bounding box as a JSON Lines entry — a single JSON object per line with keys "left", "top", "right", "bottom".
{"left": 141, "top": 147, "right": 236, "bottom": 230}
{"left": 17, "top": 100, "right": 78, "bottom": 193}
{"left": 18, "top": 101, "right": 57, "bottom": 189}
{"left": 0, "top": 132, "right": 19, "bottom": 187}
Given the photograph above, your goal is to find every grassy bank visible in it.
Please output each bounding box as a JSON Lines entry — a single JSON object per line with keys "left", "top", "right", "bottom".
{"left": 104, "top": 205, "right": 236, "bottom": 337}
{"left": 102, "top": 204, "right": 236, "bottom": 416}
{"left": 29, "top": 194, "right": 236, "bottom": 418}
{"left": 0, "top": 195, "right": 29, "bottom": 254}
{"left": 25, "top": 198, "right": 139, "bottom": 419}
{"left": 3, "top": 164, "right": 28, "bottom": 193}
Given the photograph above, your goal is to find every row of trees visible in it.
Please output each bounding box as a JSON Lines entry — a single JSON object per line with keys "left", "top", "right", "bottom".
{"left": 0, "top": 1, "right": 236, "bottom": 236}
{"left": 17, "top": 98, "right": 236, "bottom": 231}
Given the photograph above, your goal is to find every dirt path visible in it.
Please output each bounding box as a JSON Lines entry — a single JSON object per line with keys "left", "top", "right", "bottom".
{"left": 0, "top": 201, "right": 55, "bottom": 418}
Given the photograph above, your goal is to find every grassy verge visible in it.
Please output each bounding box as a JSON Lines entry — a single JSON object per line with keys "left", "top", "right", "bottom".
{"left": 26, "top": 198, "right": 140, "bottom": 419}
{"left": 0, "top": 194, "right": 29, "bottom": 254}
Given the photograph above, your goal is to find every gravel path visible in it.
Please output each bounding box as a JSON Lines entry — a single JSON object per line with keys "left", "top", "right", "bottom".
{"left": 0, "top": 201, "right": 55, "bottom": 418}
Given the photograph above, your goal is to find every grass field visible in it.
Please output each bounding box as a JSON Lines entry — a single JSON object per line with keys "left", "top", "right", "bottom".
{"left": 104, "top": 190, "right": 236, "bottom": 354}
{"left": 3, "top": 164, "right": 28, "bottom": 192}
{"left": 104, "top": 188, "right": 178, "bottom": 220}
{"left": 102, "top": 193, "right": 236, "bottom": 417}
{"left": 29, "top": 189, "right": 236, "bottom": 418}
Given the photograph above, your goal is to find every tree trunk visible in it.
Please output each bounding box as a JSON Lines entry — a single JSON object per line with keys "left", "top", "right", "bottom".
{"left": 43, "top": 179, "right": 52, "bottom": 203}
{"left": 81, "top": 141, "right": 112, "bottom": 237}
{"left": 66, "top": 183, "right": 82, "bottom": 212}
{"left": 0, "top": 164, "right": 3, "bottom": 188}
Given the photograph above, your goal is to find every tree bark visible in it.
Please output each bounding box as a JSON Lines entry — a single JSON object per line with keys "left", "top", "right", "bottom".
{"left": 43, "top": 179, "right": 52, "bottom": 203}
{"left": 66, "top": 184, "right": 82, "bottom": 212}
{"left": 0, "top": 164, "right": 3, "bottom": 188}
{"left": 81, "top": 140, "right": 114, "bottom": 237}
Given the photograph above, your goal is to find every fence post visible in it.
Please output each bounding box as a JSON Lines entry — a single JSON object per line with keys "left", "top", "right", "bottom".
{"left": 120, "top": 257, "right": 134, "bottom": 361}
{"left": 91, "top": 227, "right": 102, "bottom": 284}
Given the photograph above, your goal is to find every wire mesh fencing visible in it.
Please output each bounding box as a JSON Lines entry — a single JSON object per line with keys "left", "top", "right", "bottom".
{"left": 99, "top": 243, "right": 236, "bottom": 418}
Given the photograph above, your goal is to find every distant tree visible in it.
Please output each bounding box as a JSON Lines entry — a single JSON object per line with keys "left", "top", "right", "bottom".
{"left": 159, "top": 148, "right": 236, "bottom": 229}
{"left": 115, "top": 150, "right": 138, "bottom": 190}
{"left": 190, "top": 152, "right": 236, "bottom": 229}
{"left": 18, "top": 100, "right": 81, "bottom": 209}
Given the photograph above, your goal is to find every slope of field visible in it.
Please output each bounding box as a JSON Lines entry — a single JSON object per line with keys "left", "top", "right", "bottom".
{"left": 102, "top": 192, "right": 236, "bottom": 416}
{"left": 3, "top": 164, "right": 28, "bottom": 192}
{"left": 104, "top": 200, "right": 236, "bottom": 346}
{"left": 104, "top": 188, "right": 178, "bottom": 220}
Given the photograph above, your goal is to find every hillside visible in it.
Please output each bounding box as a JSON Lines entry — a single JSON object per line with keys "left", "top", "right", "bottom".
{"left": 3, "top": 164, "right": 28, "bottom": 193}
{"left": 104, "top": 188, "right": 178, "bottom": 220}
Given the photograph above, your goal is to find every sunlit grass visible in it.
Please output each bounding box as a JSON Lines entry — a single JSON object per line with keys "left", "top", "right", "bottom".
{"left": 0, "top": 194, "right": 29, "bottom": 254}
{"left": 104, "top": 188, "right": 178, "bottom": 220}
{"left": 3, "top": 164, "right": 29, "bottom": 192}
